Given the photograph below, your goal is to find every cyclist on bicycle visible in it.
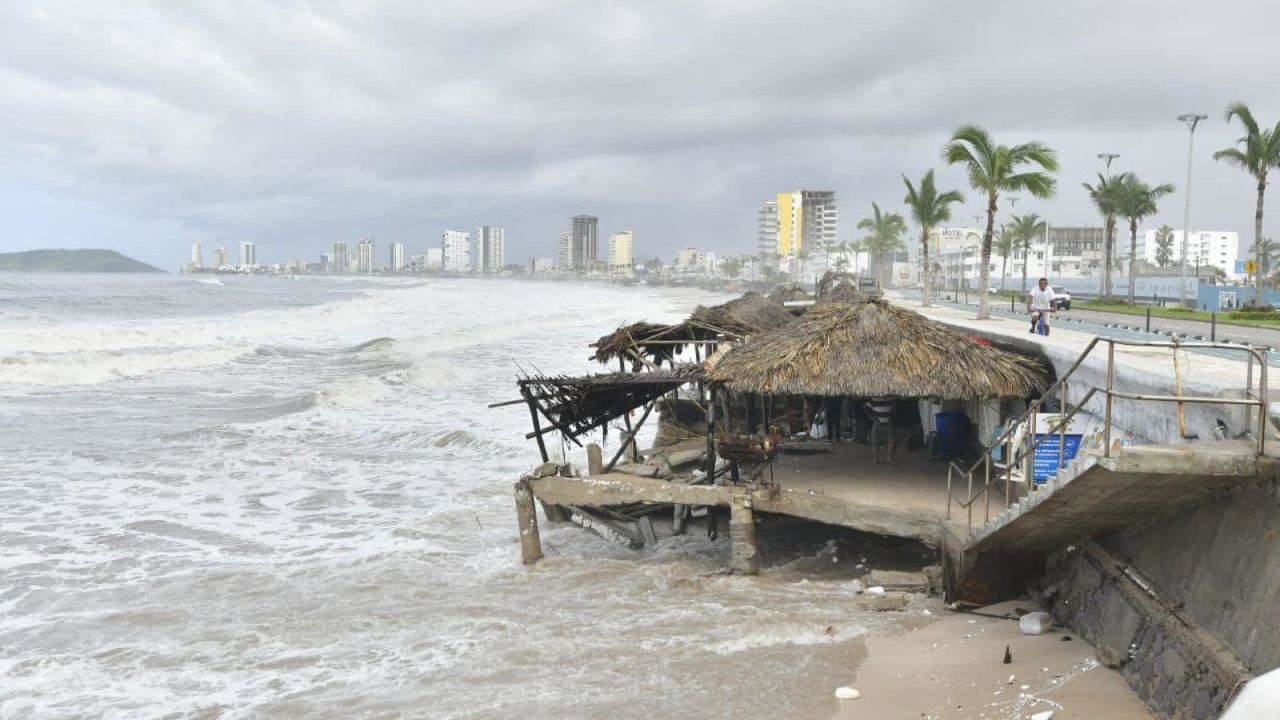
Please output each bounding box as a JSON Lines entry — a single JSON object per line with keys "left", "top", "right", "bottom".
{"left": 1027, "top": 277, "right": 1057, "bottom": 335}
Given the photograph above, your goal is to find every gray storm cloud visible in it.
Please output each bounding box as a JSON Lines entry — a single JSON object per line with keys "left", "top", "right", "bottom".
{"left": 1, "top": 0, "right": 1277, "bottom": 264}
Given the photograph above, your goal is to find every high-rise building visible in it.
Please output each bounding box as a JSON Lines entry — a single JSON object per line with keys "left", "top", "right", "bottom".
{"left": 356, "top": 239, "right": 375, "bottom": 274}
{"left": 475, "top": 226, "right": 505, "bottom": 273}
{"left": 609, "top": 231, "right": 634, "bottom": 270}
{"left": 757, "top": 201, "right": 779, "bottom": 257}
{"left": 531, "top": 257, "right": 554, "bottom": 274}
{"left": 332, "top": 241, "right": 348, "bottom": 273}
{"left": 774, "top": 190, "right": 837, "bottom": 257}
{"left": 557, "top": 232, "right": 574, "bottom": 269}
{"left": 571, "top": 215, "right": 598, "bottom": 270}
{"left": 238, "top": 241, "right": 256, "bottom": 268}
{"left": 426, "top": 248, "right": 443, "bottom": 270}
{"left": 190, "top": 240, "right": 203, "bottom": 268}
{"left": 212, "top": 246, "right": 227, "bottom": 268}
{"left": 442, "top": 230, "right": 471, "bottom": 272}
{"left": 1137, "top": 229, "right": 1239, "bottom": 277}
{"left": 390, "top": 242, "right": 406, "bottom": 272}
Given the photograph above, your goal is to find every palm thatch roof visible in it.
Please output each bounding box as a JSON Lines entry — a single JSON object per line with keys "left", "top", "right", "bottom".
{"left": 709, "top": 299, "right": 1048, "bottom": 399}
{"left": 768, "top": 285, "right": 813, "bottom": 304}
{"left": 686, "top": 291, "right": 795, "bottom": 338}
{"left": 590, "top": 292, "right": 795, "bottom": 367}
{"left": 591, "top": 321, "right": 684, "bottom": 367}
{"left": 821, "top": 282, "right": 863, "bottom": 304}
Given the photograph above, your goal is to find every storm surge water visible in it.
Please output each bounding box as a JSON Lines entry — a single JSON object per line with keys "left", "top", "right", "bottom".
{"left": 0, "top": 274, "right": 894, "bottom": 719}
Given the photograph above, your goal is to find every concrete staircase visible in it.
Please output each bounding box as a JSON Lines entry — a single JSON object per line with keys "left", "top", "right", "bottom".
{"left": 964, "top": 440, "right": 1275, "bottom": 555}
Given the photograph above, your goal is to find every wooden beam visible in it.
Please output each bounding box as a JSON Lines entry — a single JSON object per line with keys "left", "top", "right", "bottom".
{"left": 520, "top": 389, "right": 548, "bottom": 463}
{"left": 529, "top": 473, "right": 732, "bottom": 507}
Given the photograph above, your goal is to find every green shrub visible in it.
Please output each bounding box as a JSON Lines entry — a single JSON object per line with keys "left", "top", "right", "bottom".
{"left": 1227, "top": 305, "right": 1277, "bottom": 315}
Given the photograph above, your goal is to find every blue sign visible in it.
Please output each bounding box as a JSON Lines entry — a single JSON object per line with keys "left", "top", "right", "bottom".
{"left": 1033, "top": 434, "right": 1082, "bottom": 483}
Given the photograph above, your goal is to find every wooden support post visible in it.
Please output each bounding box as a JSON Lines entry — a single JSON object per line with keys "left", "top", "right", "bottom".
{"left": 514, "top": 478, "right": 543, "bottom": 565}
{"left": 587, "top": 443, "right": 604, "bottom": 476}
{"left": 673, "top": 503, "right": 689, "bottom": 535}
{"left": 729, "top": 498, "right": 759, "bottom": 575}
{"left": 521, "top": 389, "right": 549, "bottom": 463}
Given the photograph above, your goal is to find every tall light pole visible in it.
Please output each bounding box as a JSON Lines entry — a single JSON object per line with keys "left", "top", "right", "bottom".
{"left": 1097, "top": 152, "right": 1120, "bottom": 174}
{"left": 1177, "top": 114, "right": 1208, "bottom": 305}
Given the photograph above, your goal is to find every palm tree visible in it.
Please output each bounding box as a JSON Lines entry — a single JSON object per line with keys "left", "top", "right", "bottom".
{"left": 1006, "top": 213, "right": 1047, "bottom": 294}
{"left": 1213, "top": 103, "right": 1280, "bottom": 300}
{"left": 1115, "top": 174, "right": 1176, "bottom": 305}
{"left": 994, "top": 224, "right": 1014, "bottom": 291}
{"left": 857, "top": 202, "right": 907, "bottom": 289}
{"left": 1259, "top": 237, "right": 1280, "bottom": 280}
{"left": 943, "top": 126, "right": 1058, "bottom": 319}
{"left": 902, "top": 170, "right": 965, "bottom": 307}
{"left": 1154, "top": 225, "right": 1176, "bottom": 268}
{"left": 1082, "top": 173, "right": 1126, "bottom": 298}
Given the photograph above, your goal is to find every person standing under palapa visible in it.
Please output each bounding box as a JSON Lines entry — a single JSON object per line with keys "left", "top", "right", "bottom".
{"left": 865, "top": 397, "right": 895, "bottom": 464}
{"left": 823, "top": 396, "right": 844, "bottom": 442}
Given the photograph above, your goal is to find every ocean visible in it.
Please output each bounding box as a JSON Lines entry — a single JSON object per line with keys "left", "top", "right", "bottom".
{"left": 0, "top": 273, "right": 902, "bottom": 719}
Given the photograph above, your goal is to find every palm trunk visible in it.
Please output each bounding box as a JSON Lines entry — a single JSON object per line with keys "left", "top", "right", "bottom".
{"left": 1021, "top": 240, "right": 1029, "bottom": 293}
{"left": 1127, "top": 219, "right": 1138, "bottom": 305}
{"left": 1254, "top": 178, "right": 1266, "bottom": 304}
{"left": 977, "top": 196, "right": 995, "bottom": 319}
{"left": 921, "top": 228, "right": 932, "bottom": 307}
{"left": 1000, "top": 255, "right": 1008, "bottom": 291}
{"left": 1103, "top": 216, "right": 1115, "bottom": 297}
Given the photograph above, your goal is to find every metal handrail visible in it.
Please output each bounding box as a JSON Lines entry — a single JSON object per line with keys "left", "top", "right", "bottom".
{"left": 945, "top": 336, "right": 1270, "bottom": 534}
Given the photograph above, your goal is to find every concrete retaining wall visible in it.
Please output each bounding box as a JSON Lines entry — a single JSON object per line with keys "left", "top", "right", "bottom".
{"left": 1036, "top": 480, "right": 1280, "bottom": 719}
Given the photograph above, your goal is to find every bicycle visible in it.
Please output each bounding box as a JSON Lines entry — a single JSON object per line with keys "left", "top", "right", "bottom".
{"left": 1029, "top": 309, "right": 1053, "bottom": 336}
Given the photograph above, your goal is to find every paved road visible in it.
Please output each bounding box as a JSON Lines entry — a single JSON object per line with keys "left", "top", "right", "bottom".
{"left": 1056, "top": 307, "right": 1280, "bottom": 349}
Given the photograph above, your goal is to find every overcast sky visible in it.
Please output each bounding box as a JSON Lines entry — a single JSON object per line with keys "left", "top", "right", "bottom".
{"left": 2, "top": 1, "right": 1278, "bottom": 268}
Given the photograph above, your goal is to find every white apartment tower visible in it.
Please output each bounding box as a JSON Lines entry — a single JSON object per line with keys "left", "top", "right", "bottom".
{"left": 356, "top": 239, "right": 375, "bottom": 274}
{"left": 557, "top": 232, "right": 574, "bottom": 269}
{"left": 238, "top": 241, "right": 256, "bottom": 268}
{"left": 442, "top": 230, "right": 471, "bottom": 272}
{"left": 390, "top": 242, "right": 406, "bottom": 272}
{"left": 190, "top": 240, "right": 203, "bottom": 268}
{"left": 609, "top": 231, "right": 634, "bottom": 270}
{"left": 1137, "top": 229, "right": 1239, "bottom": 277}
{"left": 212, "top": 246, "right": 227, "bottom": 268}
{"left": 475, "top": 226, "right": 505, "bottom": 273}
{"left": 757, "top": 201, "right": 779, "bottom": 257}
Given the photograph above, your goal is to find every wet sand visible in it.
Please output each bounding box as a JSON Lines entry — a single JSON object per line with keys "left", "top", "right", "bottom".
{"left": 832, "top": 601, "right": 1152, "bottom": 719}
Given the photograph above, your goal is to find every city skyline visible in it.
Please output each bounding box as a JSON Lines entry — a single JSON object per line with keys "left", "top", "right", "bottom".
{"left": 3, "top": 4, "right": 1279, "bottom": 269}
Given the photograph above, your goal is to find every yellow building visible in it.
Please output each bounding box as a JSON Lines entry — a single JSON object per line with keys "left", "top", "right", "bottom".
{"left": 776, "top": 192, "right": 802, "bottom": 257}
{"left": 771, "top": 190, "right": 836, "bottom": 258}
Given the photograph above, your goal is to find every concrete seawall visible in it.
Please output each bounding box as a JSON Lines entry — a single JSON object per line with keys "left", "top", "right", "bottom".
{"left": 892, "top": 296, "right": 1278, "bottom": 718}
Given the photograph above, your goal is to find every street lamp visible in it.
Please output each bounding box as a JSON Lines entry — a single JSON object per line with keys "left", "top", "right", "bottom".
{"left": 1177, "top": 114, "right": 1208, "bottom": 305}
{"left": 1097, "top": 152, "right": 1120, "bottom": 174}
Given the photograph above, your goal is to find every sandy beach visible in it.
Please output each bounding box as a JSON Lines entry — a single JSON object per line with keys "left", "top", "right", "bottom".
{"left": 832, "top": 601, "right": 1152, "bottom": 720}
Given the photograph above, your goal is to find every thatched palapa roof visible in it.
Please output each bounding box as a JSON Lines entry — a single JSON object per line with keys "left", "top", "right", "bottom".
{"left": 590, "top": 292, "right": 794, "bottom": 367}
{"left": 710, "top": 299, "right": 1048, "bottom": 399}
{"left": 821, "top": 282, "right": 863, "bottom": 305}
{"left": 768, "top": 285, "right": 813, "bottom": 304}
{"left": 686, "top": 291, "right": 795, "bottom": 339}
{"left": 591, "top": 321, "right": 683, "bottom": 367}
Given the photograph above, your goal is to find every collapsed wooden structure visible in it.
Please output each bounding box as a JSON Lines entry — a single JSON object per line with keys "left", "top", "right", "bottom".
{"left": 509, "top": 292, "right": 1053, "bottom": 577}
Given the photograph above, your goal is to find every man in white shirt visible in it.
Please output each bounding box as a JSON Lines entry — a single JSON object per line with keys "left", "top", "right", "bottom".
{"left": 1026, "top": 277, "right": 1057, "bottom": 335}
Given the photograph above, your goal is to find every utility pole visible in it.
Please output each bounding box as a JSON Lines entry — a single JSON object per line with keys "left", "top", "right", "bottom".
{"left": 1177, "top": 114, "right": 1208, "bottom": 306}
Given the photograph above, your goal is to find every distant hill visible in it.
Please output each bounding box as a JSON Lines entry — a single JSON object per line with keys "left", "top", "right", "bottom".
{"left": 0, "top": 249, "right": 164, "bottom": 273}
